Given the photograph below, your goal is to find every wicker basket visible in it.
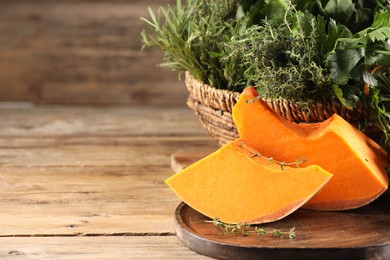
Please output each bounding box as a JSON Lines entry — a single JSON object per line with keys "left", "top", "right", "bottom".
{"left": 185, "top": 71, "right": 373, "bottom": 146}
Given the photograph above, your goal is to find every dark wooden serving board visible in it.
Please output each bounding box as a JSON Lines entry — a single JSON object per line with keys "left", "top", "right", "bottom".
{"left": 171, "top": 152, "right": 390, "bottom": 260}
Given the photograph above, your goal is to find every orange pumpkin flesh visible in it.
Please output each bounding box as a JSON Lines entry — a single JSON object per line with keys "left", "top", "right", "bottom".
{"left": 233, "top": 87, "right": 389, "bottom": 210}
{"left": 166, "top": 139, "right": 332, "bottom": 224}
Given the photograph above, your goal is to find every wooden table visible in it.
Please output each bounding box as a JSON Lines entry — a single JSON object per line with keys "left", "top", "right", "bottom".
{"left": 0, "top": 104, "right": 218, "bottom": 259}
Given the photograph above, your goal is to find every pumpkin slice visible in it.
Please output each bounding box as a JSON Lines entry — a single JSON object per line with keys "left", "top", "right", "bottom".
{"left": 232, "top": 87, "right": 389, "bottom": 210}
{"left": 165, "top": 139, "right": 332, "bottom": 224}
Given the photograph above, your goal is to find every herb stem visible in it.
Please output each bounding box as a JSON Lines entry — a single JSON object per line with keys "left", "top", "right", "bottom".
{"left": 206, "top": 218, "right": 296, "bottom": 239}
{"left": 238, "top": 140, "right": 306, "bottom": 170}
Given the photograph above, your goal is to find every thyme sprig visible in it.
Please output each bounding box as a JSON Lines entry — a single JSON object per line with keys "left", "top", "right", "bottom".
{"left": 239, "top": 140, "right": 306, "bottom": 170}
{"left": 205, "top": 218, "right": 296, "bottom": 239}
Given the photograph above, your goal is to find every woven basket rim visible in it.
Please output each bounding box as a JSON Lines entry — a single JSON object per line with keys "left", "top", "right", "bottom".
{"left": 185, "top": 71, "right": 240, "bottom": 113}
{"left": 185, "top": 71, "right": 369, "bottom": 123}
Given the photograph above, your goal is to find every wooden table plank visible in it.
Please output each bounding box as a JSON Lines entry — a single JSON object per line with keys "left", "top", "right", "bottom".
{"left": 0, "top": 165, "right": 178, "bottom": 236}
{"left": 0, "top": 105, "right": 218, "bottom": 258}
{"left": 0, "top": 139, "right": 217, "bottom": 236}
{"left": 0, "top": 0, "right": 186, "bottom": 105}
{"left": 0, "top": 237, "right": 210, "bottom": 259}
{"left": 0, "top": 106, "right": 208, "bottom": 137}
{"left": 0, "top": 139, "right": 217, "bottom": 167}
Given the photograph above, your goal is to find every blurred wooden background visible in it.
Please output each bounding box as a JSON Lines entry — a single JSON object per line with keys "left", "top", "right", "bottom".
{"left": 0, "top": 0, "right": 188, "bottom": 106}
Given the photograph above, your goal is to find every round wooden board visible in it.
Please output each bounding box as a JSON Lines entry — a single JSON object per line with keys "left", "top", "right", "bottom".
{"left": 174, "top": 192, "right": 390, "bottom": 260}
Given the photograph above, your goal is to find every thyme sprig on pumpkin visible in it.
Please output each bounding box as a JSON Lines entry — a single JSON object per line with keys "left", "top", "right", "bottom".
{"left": 205, "top": 218, "right": 296, "bottom": 239}
{"left": 239, "top": 140, "right": 306, "bottom": 170}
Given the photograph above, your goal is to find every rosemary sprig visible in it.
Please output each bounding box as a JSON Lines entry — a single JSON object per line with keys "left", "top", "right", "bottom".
{"left": 239, "top": 140, "right": 306, "bottom": 170}
{"left": 141, "top": 0, "right": 243, "bottom": 90}
{"left": 206, "top": 218, "right": 296, "bottom": 239}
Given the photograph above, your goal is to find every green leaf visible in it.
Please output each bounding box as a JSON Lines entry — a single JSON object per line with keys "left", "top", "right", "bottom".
{"left": 247, "top": 1, "right": 263, "bottom": 26}
{"left": 323, "top": 0, "right": 354, "bottom": 24}
{"left": 317, "top": 17, "right": 352, "bottom": 54}
{"left": 332, "top": 84, "right": 348, "bottom": 108}
{"left": 371, "top": 10, "right": 390, "bottom": 28}
{"left": 332, "top": 84, "right": 358, "bottom": 109}
{"left": 328, "top": 48, "right": 365, "bottom": 84}
{"left": 363, "top": 69, "right": 379, "bottom": 87}
{"left": 323, "top": 0, "right": 353, "bottom": 16}
{"left": 242, "top": 0, "right": 289, "bottom": 26}
{"left": 368, "top": 27, "right": 390, "bottom": 42}
{"left": 208, "top": 51, "right": 223, "bottom": 58}
{"left": 365, "top": 41, "right": 390, "bottom": 65}
{"left": 259, "top": 0, "right": 289, "bottom": 25}
{"left": 352, "top": 10, "right": 390, "bottom": 43}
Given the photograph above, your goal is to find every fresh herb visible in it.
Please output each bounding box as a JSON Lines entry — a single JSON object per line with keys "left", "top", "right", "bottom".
{"left": 223, "top": 9, "right": 334, "bottom": 106}
{"left": 272, "top": 227, "right": 296, "bottom": 239}
{"left": 141, "top": 0, "right": 390, "bottom": 152}
{"left": 239, "top": 140, "right": 306, "bottom": 170}
{"left": 328, "top": 11, "right": 390, "bottom": 86}
{"left": 141, "top": 0, "right": 241, "bottom": 90}
{"left": 238, "top": 0, "right": 290, "bottom": 26}
{"left": 368, "top": 67, "right": 390, "bottom": 149}
{"left": 206, "top": 218, "right": 296, "bottom": 239}
{"left": 327, "top": 10, "right": 390, "bottom": 147}
{"left": 208, "top": 218, "right": 251, "bottom": 236}
{"left": 295, "top": 0, "right": 390, "bottom": 33}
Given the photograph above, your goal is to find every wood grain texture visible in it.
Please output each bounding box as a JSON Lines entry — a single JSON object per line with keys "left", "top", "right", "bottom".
{"left": 0, "top": 106, "right": 210, "bottom": 137}
{"left": 0, "top": 105, "right": 217, "bottom": 258}
{"left": 0, "top": 237, "right": 210, "bottom": 259}
{"left": 176, "top": 200, "right": 390, "bottom": 260}
{"left": 0, "top": 165, "right": 180, "bottom": 236}
{"left": 0, "top": 0, "right": 187, "bottom": 105}
{"left": 0, "top": 106, "right": 218, "bottom": 237}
